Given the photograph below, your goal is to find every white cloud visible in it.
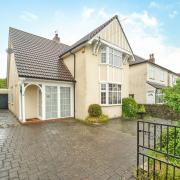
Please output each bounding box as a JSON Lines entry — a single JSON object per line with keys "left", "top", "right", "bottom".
{"left": 81, "top": 6, "right": 95, "bottom": 20}
{"left": 98, "top": 8, "right": 110, "bottom": 19}
{"left": 119, "top": 11, "right": 180, "bottom": 73}
{"left": 149, "top": 1, "right": 160, "bottom": 8}
{"left": 169, "top": 10, "right": 178, "bottom": 18}
{"left": 20, "top": 11, "right": 38, "bottom": 22}
{"left": 128, "top": 11, "right": 158, "bottom": 27}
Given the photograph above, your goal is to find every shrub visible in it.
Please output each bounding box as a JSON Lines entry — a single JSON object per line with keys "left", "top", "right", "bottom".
{"left": 122, "top": 97, "right": 138, "bottom": 119}
{"left": 88, "top": 104, "right": 102, "bottom": 117}
{"left": 162, "top": 79, "right": 180, "bottom": 112}
{"left": 138, "top": 104, "right": 146, "bottom": 113}
{"left": 86, "top": 114, "right": 109, "bottom": 124}
{"left": 99, "top": 114, "right": 109, "bottom": 122}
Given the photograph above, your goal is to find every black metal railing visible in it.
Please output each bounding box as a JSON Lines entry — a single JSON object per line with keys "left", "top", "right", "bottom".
{"left": 137, "top": 121, "right": 180, "bottom": 180}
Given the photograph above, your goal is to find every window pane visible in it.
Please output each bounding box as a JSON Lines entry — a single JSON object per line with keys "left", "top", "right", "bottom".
{"left": 101, "top": 47, "right": 106, "bottom": 63}
{"left": 118, "top": 92, "right": 121, "bottom": 104}
{"left": 101, "top": 92, "right": 106, "bottom": 104}
{"left": 113, "top": 92, "right": 117, "bottom": 104}
{"left": 118, "top": 85, "right": 121, "bottom": 91}
{"left": 109, "top": 84, "right": 112, "bottom": 91}
{"left": 109, "top": 92, "right": 113, "bottom": 104}
{"left": 101, "top": 84, "right": 106, "bottom": 91}
{"left": 45, "top": 86, "right": 58, "bottom": 119}
{"left": 60, "top": 87, "right": 71, "bottom": 117}
{"left": 109, "top": 53, "right": 113, "bottom": 65}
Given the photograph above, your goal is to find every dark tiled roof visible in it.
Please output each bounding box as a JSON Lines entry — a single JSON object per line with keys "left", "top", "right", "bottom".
{"left": 147, "top": 81, "right": 166, "bottom": 89}
{"left": 9, "top": 27, "right": 74, "bottom": 81}
{"left": 60, "top": 15, "right": 121, "bottom": 57}
{"left": 130, "top": 55, "right": 148, "bottom": 65}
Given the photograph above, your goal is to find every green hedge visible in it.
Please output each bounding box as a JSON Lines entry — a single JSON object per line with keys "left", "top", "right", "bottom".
{"left": 142, "top": 104, "right": 180, "bottom": 120}
{"left": 122, "top": 97, "right": 138, "bottom": 119}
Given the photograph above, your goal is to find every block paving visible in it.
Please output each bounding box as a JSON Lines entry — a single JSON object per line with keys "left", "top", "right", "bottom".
{"left": 0, "top": 110, "right": 136, "bottom": 180}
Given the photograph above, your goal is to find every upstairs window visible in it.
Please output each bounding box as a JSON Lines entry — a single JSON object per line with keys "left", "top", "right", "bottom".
{"left": 149, "top": 66, "right": 155, "bottom": 79}
{"left": 101, "top": 46, "right": 122, "bottom": 67}
{"left": 160, "top": 70, "right": 165, "bottom": 82}
{"left": 101, "top": 46, "right": 107, "bottom": 64}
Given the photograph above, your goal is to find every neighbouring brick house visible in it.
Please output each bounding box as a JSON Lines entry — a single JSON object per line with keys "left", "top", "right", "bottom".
{"left": 7, "top": 15, "right": 135, "bottom": 122}
{"left": 129, "top": 54, "right": 179, "bottom": 104}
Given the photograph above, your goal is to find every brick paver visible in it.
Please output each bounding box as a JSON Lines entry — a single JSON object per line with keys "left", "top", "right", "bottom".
{"left": 0, "top": 111, "right": 137, "bottom": 180}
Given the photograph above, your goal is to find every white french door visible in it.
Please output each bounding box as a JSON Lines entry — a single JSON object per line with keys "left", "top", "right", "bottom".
{"left": 45, "top": 86, "right": 58, "bottom": 119}
{"left": 60, "top": 87, "right": 71, "bottom": 117}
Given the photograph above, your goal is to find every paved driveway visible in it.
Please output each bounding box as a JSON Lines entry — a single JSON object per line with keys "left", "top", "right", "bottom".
{"left": 0, "top": 111, "right": 137, "bottom": 180}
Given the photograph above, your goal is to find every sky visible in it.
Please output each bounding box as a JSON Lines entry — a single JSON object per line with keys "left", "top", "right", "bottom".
{"left": 0, "top": 0, "right": 180, "bottom": 78}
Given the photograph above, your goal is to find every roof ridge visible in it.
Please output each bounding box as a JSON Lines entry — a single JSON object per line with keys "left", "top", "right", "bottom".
{"left": 9, "top": 27, "right": 70, "bottom": 47}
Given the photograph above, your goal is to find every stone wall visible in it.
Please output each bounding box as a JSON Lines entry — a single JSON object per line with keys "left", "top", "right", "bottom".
{"left": 142, "top": 104, "right": 180, "bottom": 120}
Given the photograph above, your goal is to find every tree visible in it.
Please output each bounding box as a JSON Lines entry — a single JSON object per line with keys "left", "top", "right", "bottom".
{"left": 162, "top": 79, "right": 180, "bottom": 112}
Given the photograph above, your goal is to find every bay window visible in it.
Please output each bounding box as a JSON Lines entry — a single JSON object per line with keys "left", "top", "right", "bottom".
{"left": 101, "top": 46, "right": 122, "bottom": 67}
{"left": 101, "top": 83, "right": 121, "bottom": 105}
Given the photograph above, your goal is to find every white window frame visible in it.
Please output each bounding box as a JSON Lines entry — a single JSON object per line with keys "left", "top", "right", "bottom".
{"left": 155, "top": 89, "right": 164, "bottom": 104}
{"left": 100, "top": 83, "right": 122, "bottom": 106}
{"left": 160, "top": 70, "right": 165, "bottom": 82}
{"left": 172, "top": 75, "right": 177, "bottom": 84}
{"left": 100, "top": 46, "right": 123, "bottom": 68}
{"left": 149, "top": 66, "right": 155, "bottom": 79}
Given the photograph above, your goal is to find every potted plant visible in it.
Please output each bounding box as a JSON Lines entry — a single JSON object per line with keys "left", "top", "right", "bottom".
{"left": 137, "top": 104, "right": 146, "bottom": 119}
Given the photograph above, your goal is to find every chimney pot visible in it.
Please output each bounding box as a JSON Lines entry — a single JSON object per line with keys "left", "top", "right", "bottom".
{"left": 53, "top": 31, "right": 60, "bottom": 43}
{"left": 149, "top": 53, "right": 155, "bottom": 63}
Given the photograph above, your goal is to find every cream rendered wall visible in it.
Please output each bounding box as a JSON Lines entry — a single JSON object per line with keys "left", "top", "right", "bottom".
{"left": 129, "top": 63, "right": 148, "bottom": 104}
{"left": 25, "top": 85, "right": 38, "bottom": 119}
{"left": 8, "top": 45, "right": 20, "bottom": 118}
{"left": 64, "top": 49, "right": 87, "bottom": 120}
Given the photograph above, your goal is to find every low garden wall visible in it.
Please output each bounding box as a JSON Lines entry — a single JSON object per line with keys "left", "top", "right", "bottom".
{"left": 142, "top": 104, "right": 180, "bottom": 120}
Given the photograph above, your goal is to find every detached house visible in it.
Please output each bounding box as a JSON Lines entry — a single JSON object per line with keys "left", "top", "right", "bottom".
{"left": 129, "top": 54, "right": 179, "bottom": 104}
{"left": 7, "top": 15, "right": 134, "bottom": 122}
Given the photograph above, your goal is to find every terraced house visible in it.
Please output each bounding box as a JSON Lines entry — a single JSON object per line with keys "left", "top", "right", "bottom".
{"left": 129, "top": 54, "right": 179, "bottom": 104}
{"left": 7, "top": 15, "right": 135, "bottom": 122}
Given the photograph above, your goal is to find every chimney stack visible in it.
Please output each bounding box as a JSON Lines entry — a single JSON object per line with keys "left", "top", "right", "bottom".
{"left": 53, "top": 30, "right": 60, "bottom": 43}
{"left": 149, "top": 53, "right": 155, "bottom": 63}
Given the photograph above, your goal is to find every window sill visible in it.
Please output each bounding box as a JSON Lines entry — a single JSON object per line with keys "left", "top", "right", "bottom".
{"left": 101, "top": 104, "right": 122, "bottom": 107}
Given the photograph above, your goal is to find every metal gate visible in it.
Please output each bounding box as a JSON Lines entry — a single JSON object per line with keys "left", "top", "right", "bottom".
{"left": 137, "top": 120, "right": 180, "bottom": 179}
{"left": 0, "top": 94, "right": 8, "bottom": 109}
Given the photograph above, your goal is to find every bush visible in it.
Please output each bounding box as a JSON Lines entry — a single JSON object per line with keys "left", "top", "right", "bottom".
{"left": 86, "top": 114, "right": 109, "bottom": 124}
{"left": 88, "top": 104, "right": 102, "bottom": 117}
{"left": 99, "top": 114, "right": 109, "bottom": 122}
{"left": 122, "top": 97, "right": 138, "bottom": 119}
{"left": 138, "top": 104, "right": 146, "bottom": 113}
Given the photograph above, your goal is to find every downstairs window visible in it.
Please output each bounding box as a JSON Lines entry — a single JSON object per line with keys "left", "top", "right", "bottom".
{"left": 101, "top": 83, "right": 121, "bottom": 105}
